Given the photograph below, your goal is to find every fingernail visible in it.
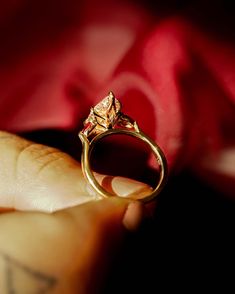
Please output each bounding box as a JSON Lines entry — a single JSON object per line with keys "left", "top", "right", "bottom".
{"left": 94, "top": 174, "right": 152, "bottom": 199}
{"left": 111, "top": 177, "right": 152, "bottom": 199}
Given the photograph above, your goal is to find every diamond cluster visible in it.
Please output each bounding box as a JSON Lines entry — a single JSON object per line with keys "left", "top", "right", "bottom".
{"left": 82, "top": 92, "right": 135, "bottom": 138}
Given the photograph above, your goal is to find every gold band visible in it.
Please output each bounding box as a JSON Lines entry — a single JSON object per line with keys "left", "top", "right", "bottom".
{"left": 79, "top": 92, "right": 168, "bottom": 203}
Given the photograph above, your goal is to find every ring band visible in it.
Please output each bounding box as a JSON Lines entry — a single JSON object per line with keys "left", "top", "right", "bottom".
{"left": 79, "top": 92, "right": 168, "bottom": 203}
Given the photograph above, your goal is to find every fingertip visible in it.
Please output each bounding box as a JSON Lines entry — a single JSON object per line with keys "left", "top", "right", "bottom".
{"left": 95, "top": 174, "right": 153, "bottom": 200}
{"left": 122, "top": 201, "right": 144, "bottom": 231}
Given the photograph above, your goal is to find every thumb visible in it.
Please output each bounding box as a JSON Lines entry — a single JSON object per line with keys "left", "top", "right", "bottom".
{"left": 0, "top": 131, "right": 152, "bottom": 213}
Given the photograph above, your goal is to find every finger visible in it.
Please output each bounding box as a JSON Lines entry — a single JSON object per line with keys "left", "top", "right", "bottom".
{"left": 0, "top": 131, "right": 152, "bottom": 212}
{"left": 0, "top": 198, "right": 136, "bottom": 292}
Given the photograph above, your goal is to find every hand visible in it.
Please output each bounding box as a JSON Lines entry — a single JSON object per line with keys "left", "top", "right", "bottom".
{"left": 0, "top": 131, "right": 152, "bottom": 293}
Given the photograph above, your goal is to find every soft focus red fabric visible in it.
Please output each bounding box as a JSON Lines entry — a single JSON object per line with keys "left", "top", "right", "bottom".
{"left": 0, "top": 1, "right": 235, "bottom": 196}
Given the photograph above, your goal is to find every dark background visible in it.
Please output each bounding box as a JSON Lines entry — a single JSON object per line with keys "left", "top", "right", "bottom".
{"left": 103, "top": 171, "right": 235, "bottom": 293}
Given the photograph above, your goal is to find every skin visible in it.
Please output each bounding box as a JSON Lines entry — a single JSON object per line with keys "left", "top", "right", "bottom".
{"left": 0, "top": 131, "right": 152, "bottom": 293}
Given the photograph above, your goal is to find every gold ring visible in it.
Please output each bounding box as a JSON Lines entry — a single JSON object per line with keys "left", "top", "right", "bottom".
{"left": 79, "top": 91, "right": 168, "bottom": 203}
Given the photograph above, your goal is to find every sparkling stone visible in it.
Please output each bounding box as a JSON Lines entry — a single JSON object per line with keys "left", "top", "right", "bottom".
{"left": 117, "top": 114, "right": 135, "bottom": 129}
{"left": 94, "top": 92, "right": 121, "bottom": 117}
{"left": 82, "top": 92, "right": 122, "bottom": 137}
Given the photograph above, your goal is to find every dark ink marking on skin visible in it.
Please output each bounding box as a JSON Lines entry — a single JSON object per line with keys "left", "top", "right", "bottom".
{"left": 1, "top": 252, "right": 57, "bottom": 294}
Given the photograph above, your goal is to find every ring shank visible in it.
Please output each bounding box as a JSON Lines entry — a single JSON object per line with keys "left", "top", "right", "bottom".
{"left": 80, "top": 129, "right": 167, "bottom": 203}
